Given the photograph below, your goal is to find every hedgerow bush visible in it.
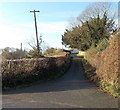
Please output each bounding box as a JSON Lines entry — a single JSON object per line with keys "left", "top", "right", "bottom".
{"left": 2, "top": 57, "right": 71, "bottom": 90}
{"left": 86, "top": 38, "right": 109, "bottom": 57}
{"left": 82, "top": 58, "right": 119, "bottom": 98}
{"left": 96, "top": 38, "right": 109, "bottom": 53}
{"left": 84, "top": 31, "right": 120, "bottom": 98}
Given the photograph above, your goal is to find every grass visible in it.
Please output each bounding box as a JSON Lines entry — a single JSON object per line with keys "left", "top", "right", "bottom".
{"left": 98, "top": 81, "right": 120, "bottom": 98}
{"left": 81, "top": 58, "right": 120, "bottom": 98}
{"left": 76, "top": 54, "right": 85, "bottom": 59}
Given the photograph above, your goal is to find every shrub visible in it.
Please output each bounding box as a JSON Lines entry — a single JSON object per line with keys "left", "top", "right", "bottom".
{"left": 96, "top": 38, "right": 109, "bottom": 53}
{"left": 86, "top": 38, "right": 109, "bottom": 56}
{"left": 2, "top": 57, "right": 71, "bottom": 90}
{"left": 84, "top": 31, "right": 120, "bottom": 98}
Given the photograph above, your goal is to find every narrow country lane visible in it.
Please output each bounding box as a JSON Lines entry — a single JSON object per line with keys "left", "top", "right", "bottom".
{"left": 2, "top": 58, "right": 118, "bottom": 108}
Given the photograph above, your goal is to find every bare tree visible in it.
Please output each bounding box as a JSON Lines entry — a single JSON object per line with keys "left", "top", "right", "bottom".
{"left": 27, "top": 35, "right": 50, "bottom": 56}
{"left": 77, "top": 2, "right": 115, "bottom": 23}
{"left": 41, "top": 41, "right": 50, "bottom": 52}
{"left": 27, "top": 37, "right": 37, "bottom": 50}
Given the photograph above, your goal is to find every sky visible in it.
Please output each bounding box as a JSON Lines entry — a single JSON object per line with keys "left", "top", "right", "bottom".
{"left": 0, "top": 2, "right": 118, "bottom": 50}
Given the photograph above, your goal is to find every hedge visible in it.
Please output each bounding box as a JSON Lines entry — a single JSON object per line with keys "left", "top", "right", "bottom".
{"left": 2, "top": 56, "right": 71, "bottom": 90}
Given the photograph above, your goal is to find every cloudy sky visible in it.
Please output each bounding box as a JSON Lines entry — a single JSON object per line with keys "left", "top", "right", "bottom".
{"left": 0, "top": 2, "right": 118, "bottom": 50}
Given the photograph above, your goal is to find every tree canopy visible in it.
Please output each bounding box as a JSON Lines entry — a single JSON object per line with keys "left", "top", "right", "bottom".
{"left": 62, "top": 2, "right": 116, "bottom": 51}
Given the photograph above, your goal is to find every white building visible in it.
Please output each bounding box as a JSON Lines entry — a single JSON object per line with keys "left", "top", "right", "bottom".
{"left": 71, "top": 49, "right": 79, "bottom": 54}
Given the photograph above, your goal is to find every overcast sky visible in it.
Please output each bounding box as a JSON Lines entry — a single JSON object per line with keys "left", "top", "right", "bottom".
{"left": 0, "top": 2, "right": 118, "bottom": 50}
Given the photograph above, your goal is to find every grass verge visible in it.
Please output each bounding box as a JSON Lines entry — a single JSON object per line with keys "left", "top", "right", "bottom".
{"left": 81, "top": 58, "right": 120, "bottom": 98}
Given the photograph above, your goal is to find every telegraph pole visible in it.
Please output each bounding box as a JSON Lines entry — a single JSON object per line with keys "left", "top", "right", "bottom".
{"left": 20, "top": 43, "right": 22, "bottom": 59}
{"left": 20, "top": 43, "right": 22, "bottom": 51}
{"left": 30, "top": 10, "right": 40, "bottom": 57}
